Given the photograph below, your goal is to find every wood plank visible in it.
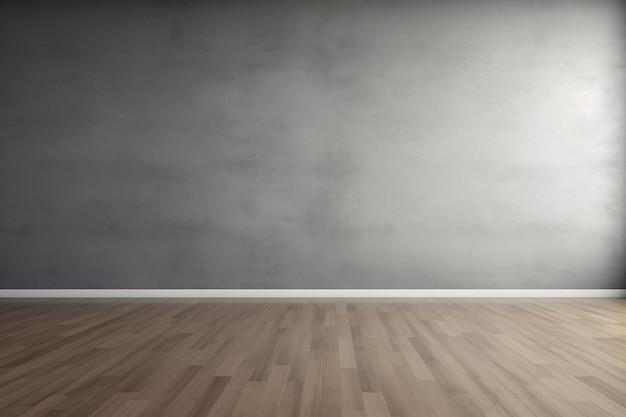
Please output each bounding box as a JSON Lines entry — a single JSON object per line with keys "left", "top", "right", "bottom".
{"left": 0, "top": 299, "right": 623, "bottom": 417}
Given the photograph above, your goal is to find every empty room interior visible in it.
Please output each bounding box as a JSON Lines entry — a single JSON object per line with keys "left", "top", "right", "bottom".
{"left": 0, "top": 0, "right": 625, "bottom": 416}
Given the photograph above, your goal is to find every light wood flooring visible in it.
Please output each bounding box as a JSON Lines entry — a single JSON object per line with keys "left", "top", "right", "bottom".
{"left": 0, "top": 299, "right": 625, "bottom": 417}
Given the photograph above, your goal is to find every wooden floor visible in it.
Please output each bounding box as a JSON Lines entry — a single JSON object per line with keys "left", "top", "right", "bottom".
{"left": 0, "top": 299, "right": 624, "bottom": 417}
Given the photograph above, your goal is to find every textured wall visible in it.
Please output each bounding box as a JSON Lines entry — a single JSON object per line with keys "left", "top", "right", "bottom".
{"left": 1, "top": 0, "right": 624, "bottom": 289}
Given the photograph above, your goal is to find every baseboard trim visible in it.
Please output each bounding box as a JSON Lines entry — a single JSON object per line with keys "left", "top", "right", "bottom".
{"left": 0, "top": 289, "right": 624, "bottom": 298}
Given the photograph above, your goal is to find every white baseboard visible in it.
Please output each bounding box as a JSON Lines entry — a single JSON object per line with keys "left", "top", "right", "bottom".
{"left": 0, "top": 289, "right": 623, "bottom": 298}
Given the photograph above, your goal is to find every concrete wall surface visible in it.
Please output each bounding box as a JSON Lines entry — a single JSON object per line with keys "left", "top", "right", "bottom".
{"left": 0, "top": 0, "right": 624, "bottom": 289}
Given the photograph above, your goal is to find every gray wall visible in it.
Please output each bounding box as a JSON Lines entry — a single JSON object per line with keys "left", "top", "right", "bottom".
{"left": 1, "top": 0, "right": 624, "bottom": 289}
